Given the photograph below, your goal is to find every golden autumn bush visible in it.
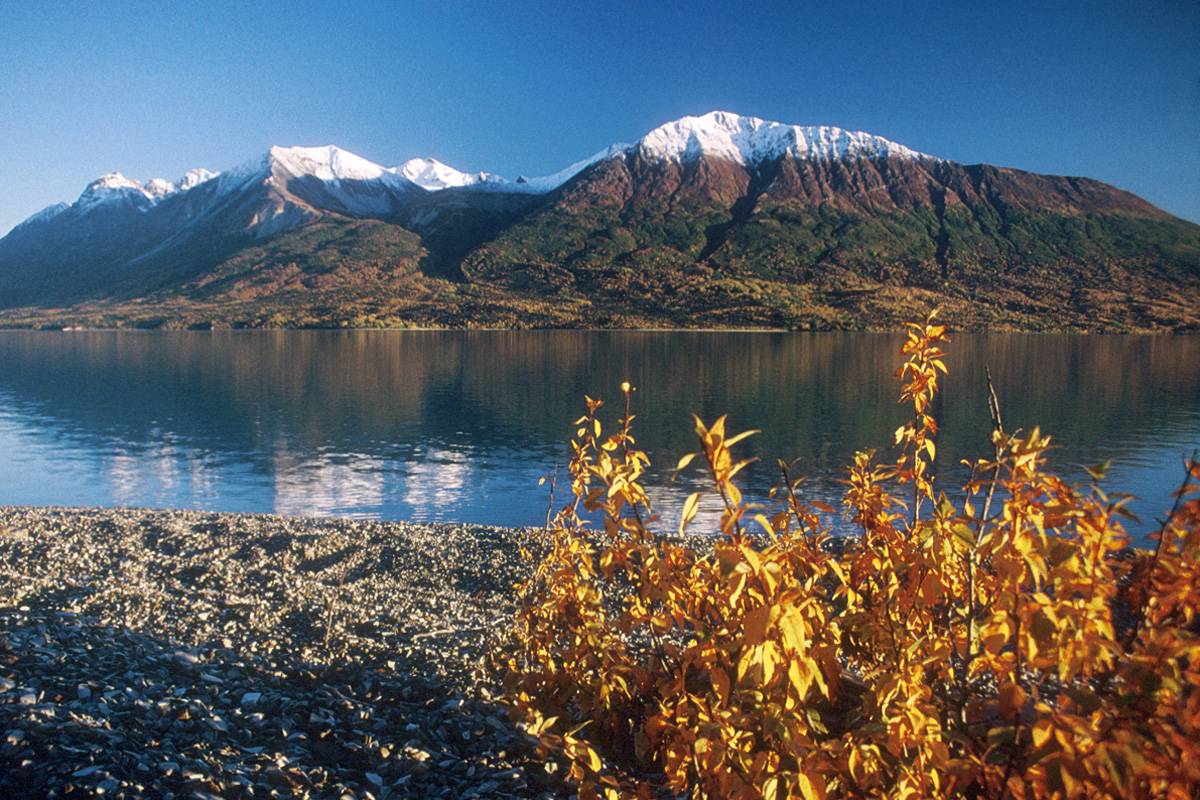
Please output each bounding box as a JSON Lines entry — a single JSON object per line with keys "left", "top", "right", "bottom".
{"left": 502, "top": 312, "right": 1200, "bottom": 799}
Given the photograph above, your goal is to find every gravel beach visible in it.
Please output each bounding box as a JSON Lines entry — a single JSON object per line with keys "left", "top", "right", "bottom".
{"left": 0, "top": 506, "right": 557, "bottom": 799}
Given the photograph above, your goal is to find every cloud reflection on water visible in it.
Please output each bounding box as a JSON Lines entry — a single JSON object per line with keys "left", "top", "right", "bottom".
{"left": 272, "top": 450, "right": 386, "bottom": 518}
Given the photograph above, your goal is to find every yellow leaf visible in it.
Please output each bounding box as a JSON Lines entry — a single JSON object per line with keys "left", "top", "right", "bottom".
{"left": 728, "top": 457, "right": 758, "bottom": 479}
{"left": 788, "top": 658, "right": 813, "bottom": 698}
{"left": 760, "top": 642, "right": 778, "bottom": 684}
{"left": 754, "top": 514, "right": 778, "bottom": 542}
{"left": 725, "top": 429, "right": 760, "bottom": 448}
{"left": 1031, "top": 719, "right": 1054, "bottom": 749}
{"left": 585, "top": 745, "right": 602, "bottom": 773}
{"left": 1059, "top": 762, "right": 1080, "bottom": 795}
{"left": 740, "top": 545, "right": 762, "bottom": 574}
{"left": 679, "top": 492, "right": 701, "bottom": 534}
{"left": 736, "top": 646, "right": 756, "bottom": 682}
{"left": 675, "top": 452, "right": 697, "bottom": 472}
{"left": 711, "top": 667, "right": 731, "bottom": 705}
{"left": 797, "top": 772, "right": 825, "bottom": 800}
{"left": 778, "top": 605, "right": 808, "bottom": 653}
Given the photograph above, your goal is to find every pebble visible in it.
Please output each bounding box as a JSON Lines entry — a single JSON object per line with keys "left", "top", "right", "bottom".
{"left": 0, "top": 506, "right": 560, "bottom": 798}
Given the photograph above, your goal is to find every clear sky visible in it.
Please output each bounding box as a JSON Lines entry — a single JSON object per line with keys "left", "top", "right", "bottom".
{"left": 1, "top": 0, "right": 1197, "bottom": 234}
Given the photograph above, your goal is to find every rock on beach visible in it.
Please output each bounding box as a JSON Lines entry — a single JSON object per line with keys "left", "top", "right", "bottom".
{"left": 0, "top": 506, "right": 559, "bottom": 798}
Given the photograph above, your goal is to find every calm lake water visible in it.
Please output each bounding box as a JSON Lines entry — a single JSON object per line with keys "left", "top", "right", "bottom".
{"left": 0, "top": 331, "right": 1197, "bottom": 544}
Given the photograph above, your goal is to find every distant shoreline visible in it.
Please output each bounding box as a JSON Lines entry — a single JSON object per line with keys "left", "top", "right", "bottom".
{"left": 0, "top": 322, "right": 1194, "bottom": 335}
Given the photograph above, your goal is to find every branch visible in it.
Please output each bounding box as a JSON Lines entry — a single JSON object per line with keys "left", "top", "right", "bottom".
{"left": 1122, "top": 449, "right": 1197, "bottom": 651}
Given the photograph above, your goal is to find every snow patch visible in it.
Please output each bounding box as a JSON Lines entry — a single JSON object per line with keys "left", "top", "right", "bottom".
{"left": 398, "top": 157, "right": 502, "bottom": 190}
{"left": 73, "top": 167, "right": 222, "bottom": 212}
{"left": 144, "top": 178, "right": 176, "bottom": 198}
{"left": 178, "top": 168, "right": 218, "bottom": 191}
{"left": 636, "top": 110, "right": 930, "bottom": 165}
{"left": 10, "top": 202, "right": 69, "bottom": 231}
{"left": 508, "top": 142, "right": 630, "bottom": 193}
{"left": 268, "top": 145, "right": 391, "bottom": 182}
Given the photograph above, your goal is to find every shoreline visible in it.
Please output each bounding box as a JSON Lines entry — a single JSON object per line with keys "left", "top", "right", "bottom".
{"left": 0, "top": 506, "right": 555, "bottom": 798}
{"left": 1, "top": 323, "right": 1195, "bottom": 335}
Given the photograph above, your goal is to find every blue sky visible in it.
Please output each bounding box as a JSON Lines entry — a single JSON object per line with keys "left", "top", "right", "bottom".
{"left": 1, "top": 0, "right": 1197, "bottom": 233}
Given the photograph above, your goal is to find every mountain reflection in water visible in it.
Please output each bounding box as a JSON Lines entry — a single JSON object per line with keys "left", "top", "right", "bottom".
{"left": 0, "top": 330, "right": 1196, "bottom": 545}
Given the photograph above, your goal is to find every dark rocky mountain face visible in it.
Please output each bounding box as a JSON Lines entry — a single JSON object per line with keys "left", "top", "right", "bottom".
{"left": 455, "top": 150, "right": 1198, "bottom": 330}
{"left": 1, "top": 146, "right": 1197, "bottom": 331}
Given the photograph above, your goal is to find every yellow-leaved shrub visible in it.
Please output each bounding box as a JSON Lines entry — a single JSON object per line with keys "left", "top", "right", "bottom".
{"left": 503, "top": 312, "right": 1200, "bottom": 799}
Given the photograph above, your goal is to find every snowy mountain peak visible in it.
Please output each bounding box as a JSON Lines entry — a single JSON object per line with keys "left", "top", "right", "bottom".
{"left": 21, "top": 112, "right": 936, "bottom": 233}
{"left": 398, "top": 158, "right": 501, "bottom": 190}
{"left": 144, "top": 178, "right": 176, "bottom": 198}
{"left": 178, "top": 168, "right": 218, "bottom": 191}
{"left": 267, "top": 145, "right": 390, "bottom": 182}
{"left": 83, "top": 172, "right": 144, "bottom": 195}
{"left": 77, "top": 172, "right": 158, "bottom": 209}
{"left": 76, "top": 168, "right": 220, "bottom": 210}
{"left": 636, "top": 111, "right": 929, "bottom": 165}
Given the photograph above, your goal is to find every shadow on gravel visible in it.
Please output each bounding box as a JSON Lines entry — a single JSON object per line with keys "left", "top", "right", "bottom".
{"left": 0, "top": 609, "right": 556, "bottom": 799}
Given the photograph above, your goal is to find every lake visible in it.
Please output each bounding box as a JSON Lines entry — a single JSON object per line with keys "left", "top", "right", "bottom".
{"left": 0, "top": 330, "right": 1196, "bottom": 544}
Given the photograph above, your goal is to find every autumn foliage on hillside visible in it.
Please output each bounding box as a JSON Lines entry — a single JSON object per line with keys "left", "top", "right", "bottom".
{"left": 502, "top": 312, "right": 1200, "bottom": 799}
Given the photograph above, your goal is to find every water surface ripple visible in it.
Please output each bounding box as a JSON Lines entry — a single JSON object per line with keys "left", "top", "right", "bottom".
{"left": 0, "top": 331, "right": 1196, "bottom": 545}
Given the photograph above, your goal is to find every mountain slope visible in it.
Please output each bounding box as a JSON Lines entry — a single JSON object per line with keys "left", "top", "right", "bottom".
{"left": 458, "top": 117, "right": 1198, "bottom": 328}
{"left": 1, "top": 111, "right": 1197, "bottom": 330}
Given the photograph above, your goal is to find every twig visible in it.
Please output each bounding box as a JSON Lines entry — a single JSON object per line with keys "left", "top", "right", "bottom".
{"left": 997, "top": 583, "right": 1025, "bottom": 800}
{"left": 1122, "top": 449, "right": 1197, "bottom": 651}
{"left": 980, "top": 366, "right": 1005, "bottom": 524}
{"left": 619, "top": 388, "right": 650, "bottom": 534}
{"left": 779, "top": 460, "right": 813, "bottom": 538}
{"left": 543, "top": 464, "right": 558, "bottom": 532}
{"left": 986, "top": 366, "right": 1004, "bottom": 436}
{"left": 959, "top": 366, "right": 1005, "bottom": 730}
{"left": 413, "top": 626, "right": 486, "bottom": 641}
{"left": 323, "top": 562, "right": 348, "bottom": 656}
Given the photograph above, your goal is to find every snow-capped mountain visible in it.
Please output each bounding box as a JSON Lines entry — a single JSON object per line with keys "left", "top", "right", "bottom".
{"left": 399, "top": 158, "right": 503, "bottom": 190}
{"left": 75, "top": 168, "right": 221, "bottom": 210}
{"left": 633, "top": 111, "right": 929, "bottom": 164}
{"left": 268, "top": 145, "right": 393, "bottom": 183}
{"left": 0, "top": 110, "right": 1194, "bottom": 331}
{"left": 76, "top": 173, "right": 159, "bottom": 210}
{"left": 178, "top": 168, "right": 219, "bottom": 191}
{"left": 12, "top": 111, "right": 938, "bottom": 236}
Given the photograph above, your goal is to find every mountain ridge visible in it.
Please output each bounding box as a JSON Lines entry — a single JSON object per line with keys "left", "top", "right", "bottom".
{"left": 2, "top": 111, "right": 1197, "bottom": 331}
